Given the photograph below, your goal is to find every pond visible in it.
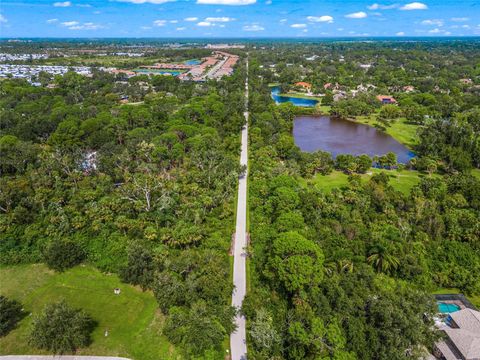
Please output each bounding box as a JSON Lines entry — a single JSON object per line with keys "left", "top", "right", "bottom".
{"left": 271, "top": 86, "right": 319, "bottom": 107}
{"left": 184, "top": 59, "right": 202, "bottom": 65}
{"left": 133, "top": 69, "right": 183, "bottom": 76}
{"left": 294, "top": 115, "right": 414, "bottom": 163}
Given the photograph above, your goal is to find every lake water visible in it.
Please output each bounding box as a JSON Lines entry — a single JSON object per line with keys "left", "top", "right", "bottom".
{"left": 184, "top": 59, "right": 201, "bottom": 65}
{"left": 294, "top": 115, "right": 414, "bottom": 163}
{"left": 271, "top": 86, "right": 319, "bottom": 107}
{"left": 133, "top": 69, "right": 183, "bottom": 76}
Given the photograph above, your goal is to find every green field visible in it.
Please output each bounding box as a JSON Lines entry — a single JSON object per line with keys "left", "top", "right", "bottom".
{"left": 278, "top": 91, "right": 323, "bottom": 101}
{"left": 0, "top": 264, "right": 180, "bottom": 360}
{"left": 357, "top": 115, "right": 419, "bottom": 149}
{"left": 302, "top": 168, "right": 431, "bottom": 194}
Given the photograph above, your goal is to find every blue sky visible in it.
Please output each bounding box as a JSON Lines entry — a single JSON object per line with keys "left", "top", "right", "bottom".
{"left": 1, "top": 0, "right": 479, "bottom": 38}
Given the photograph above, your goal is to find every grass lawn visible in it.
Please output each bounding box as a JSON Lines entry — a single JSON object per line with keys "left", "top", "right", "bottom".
{"left": 472, "top": 169, "right": 480, "bottom": 180}
{"left": 0, "top": 264, "right": 180, "bottom": 360}
{"left": 303, "top": 168, "right": 432, "bottom": 194}
{"left": 278, "top": 91, "right": 323, "bottom": 101}
{"left": 357, "top": 114, "right": 419, "bottom": 149}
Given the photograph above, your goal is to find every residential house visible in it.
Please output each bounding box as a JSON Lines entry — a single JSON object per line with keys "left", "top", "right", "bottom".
{"left": 434, "top": 308, "right": 480, "bottom": 360}
{"left": 377, "top": 95, "right": 397, "bottom": 105}
{"left": 295, "top": 81, "right": 312, "bottom": 93}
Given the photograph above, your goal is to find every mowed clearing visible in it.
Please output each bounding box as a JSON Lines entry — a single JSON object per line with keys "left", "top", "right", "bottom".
{"left": 0, "top": 264, "right": 180, "bottom": 360}
{"left": 302, "top": 168, "right": 433, "bottom": 194}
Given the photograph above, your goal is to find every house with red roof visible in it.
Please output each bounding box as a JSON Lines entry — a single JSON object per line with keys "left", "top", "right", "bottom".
{"left": 376, "top": 95, "right": 397, "bottom": 105}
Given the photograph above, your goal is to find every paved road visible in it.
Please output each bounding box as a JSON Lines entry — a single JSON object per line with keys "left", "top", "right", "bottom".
{"left": 230, "top": 59, "right": 249, "bottom": 360}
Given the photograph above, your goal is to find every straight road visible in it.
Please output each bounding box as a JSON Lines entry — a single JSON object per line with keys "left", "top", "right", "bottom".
{"left": 230, "top": 58, "right": 249, "bottom": 360}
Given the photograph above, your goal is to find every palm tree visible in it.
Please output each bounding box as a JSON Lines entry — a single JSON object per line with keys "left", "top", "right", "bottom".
{"left": 367, "top": 243, "right": 400, "bottom": 274}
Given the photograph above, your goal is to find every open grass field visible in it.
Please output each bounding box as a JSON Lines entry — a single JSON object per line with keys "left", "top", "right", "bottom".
{"left": 302, "top": 168, "right": 432, "bottom": 194}
{"left": 278, "top": 91, "right": 323, "bottom": 101}
{"left": 472, "top": 169, "right": 480, "bottom": 180}
{"left": 0, "top": 264, "right": 180, "bottom": 360}
{"left": 357, "top": 114, "right": 419, "bottom": 149}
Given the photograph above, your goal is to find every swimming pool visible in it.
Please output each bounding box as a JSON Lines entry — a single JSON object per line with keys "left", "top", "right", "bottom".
{"left": 437, "top": 302, "right": 461, "bottom": 313}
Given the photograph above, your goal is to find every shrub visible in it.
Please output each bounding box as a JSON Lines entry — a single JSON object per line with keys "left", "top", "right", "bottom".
{"left": 29, "top": 300, "right": 96, "bottom": 354}
{"left": 44, "top": 240, "right": 85, "bottom": 272}
{"left": 0, "top": 296, "right": 25, "bottom": 337}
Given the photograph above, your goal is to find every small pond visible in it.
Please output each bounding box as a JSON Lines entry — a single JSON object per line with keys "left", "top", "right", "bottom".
{"left": 184, "top": 59, "right": 202, "bottom": 65}
{"left": 294, "top": 115, "right": 414, "bottom": 163}
{"left": 133, "top": 69, "right": 183, "bottom": 76}
{"left": 271, "top": 86, "right": 319, "bottom": 107}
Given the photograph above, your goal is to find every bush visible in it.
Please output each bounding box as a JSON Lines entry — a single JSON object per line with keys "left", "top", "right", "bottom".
{"left": 29, "top": 300, "right": 96, "bottom": 354}
{"left": 120, "top": 244, "right": 154, "bottom": 290}
{"left": 0, "top": 296, "right": 25, "bottom": 337}
{"left": 44, "top": 240, "right": 85, "bottom": 272}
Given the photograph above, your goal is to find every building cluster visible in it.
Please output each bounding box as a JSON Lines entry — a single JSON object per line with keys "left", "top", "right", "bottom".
{"left": 0, "top": 53, "right": 49, "bottom": 61}
{"left": 0, "top": 64, "right": 91, "bottom": 82}
{"left": 138, "top": 51, "right": 239, "bottom": 82}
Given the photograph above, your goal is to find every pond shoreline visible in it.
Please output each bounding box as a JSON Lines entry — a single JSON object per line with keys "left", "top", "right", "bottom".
{"left": 293, "top": 115, "right": 415, "bottom": 164}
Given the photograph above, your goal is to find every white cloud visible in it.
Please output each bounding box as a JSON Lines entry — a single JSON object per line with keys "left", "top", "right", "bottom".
{"left": 197, "top": 21, "right": 212, "bottom": 26}
{"left": 291, "top": 23, "right": 307, "bottom": 28}
{"left": 46, "top": 18, "right": 58, "bottom": 23}
{"left": 204, "top": 16, "right": 234, "bottom": 22}
{"left": 153, "top": 19, "right": 167, "bottom": 26}
{"left": 367, "top": 3, "right": 398, "bottom": 10}
{"left": 396, "top": 31, "right": 405, "bottom": 35}
{"left": 77, "top": 4, "right": 92, "bottom": 7}
{"left": 176, "top": 27, "right": 186, "bottom": 30}
{"left": 400, "top": 2, "right": 428, "bottom": 10}
{"left": 170, "top": 20, "right": 178, "bottom": 23}
{"left": 116, "top": 0, "right": 176, "bottom": 4}
{"left": 242, "top": 24, "right": 264, "bottom": 31}
{"left": 197, "top": 0, "right": 256, "bottom": 4}
{"left": 421, "top": 19, "right": 444, "bottom": 26}
{"left": 307, "top": 15, "right": 333, "bottom": 23}
{"left": 53, "top": 1, "right": 71, "bottom": 7}
{"left": 265, "top": 0, "right": 272, "bottom": 4}
{"left": 184, "top": 17, "right": 198, "bottom": 21}
{"left": 141, "top": 26, "right": 152, "bottom": 29}
{"left": 429, "top": 28, "right": 442, "bottom": 33}
{"left": 0, "top": 14, "right": 7, "bottom": 23}
{"left": 61, "top": 21, "right": 79, "bottom": 26}
{"left": 345, "top": 11, "right": 367, "bottom": 19}
{"left": 451, "top": 17, "right": 469, "bottom": 22}
{"left": 280, "top": 18, "right": 287, "bottom": 23}
{"left": 65, "top": 21, "right": 104, "bottom": 30}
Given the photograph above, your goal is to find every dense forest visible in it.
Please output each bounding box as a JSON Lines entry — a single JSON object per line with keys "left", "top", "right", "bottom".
{"left": 244, "top": 43, "right": 480, "bottom": 360}
{"left": 0, "top": 54, "right": 246, "bottom": 357}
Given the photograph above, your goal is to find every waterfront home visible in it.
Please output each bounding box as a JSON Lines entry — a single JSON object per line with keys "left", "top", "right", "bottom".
{"left": 295, "top": 81, "right": 312, "bottom": 92}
